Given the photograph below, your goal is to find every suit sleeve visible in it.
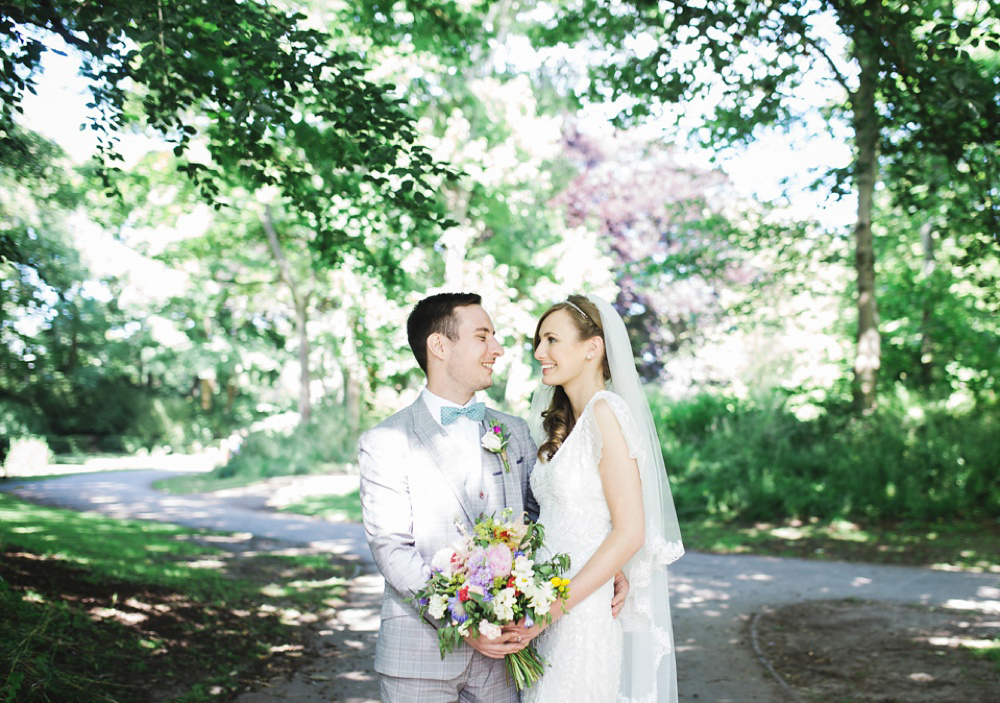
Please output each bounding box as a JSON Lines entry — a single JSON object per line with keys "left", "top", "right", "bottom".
{"left": 358, "top": 427, "right": 432, "bottom": 601}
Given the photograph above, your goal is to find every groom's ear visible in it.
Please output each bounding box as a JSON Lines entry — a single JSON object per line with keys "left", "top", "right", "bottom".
{"left": 427, "top": 332, "right": 447, "bottom": 364}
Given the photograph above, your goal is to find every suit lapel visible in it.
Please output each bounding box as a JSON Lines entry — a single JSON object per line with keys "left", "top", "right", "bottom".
{"left": 479, "top": 415, "right": 523, "bottom": 517}
{"left": 411, "top": 399, "right": 476, "bottom": 524}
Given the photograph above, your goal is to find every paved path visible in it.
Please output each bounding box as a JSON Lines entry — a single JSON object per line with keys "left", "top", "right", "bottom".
{"left": 4, "top": 469, "right": 999, "bottom": 702}
{"left": 3, "top": 468, "right": 373, "bottom": 570}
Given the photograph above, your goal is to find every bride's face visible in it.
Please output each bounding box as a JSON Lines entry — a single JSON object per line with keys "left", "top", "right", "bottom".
{"left": 534, "top": 309, "right": 594, "bottom": 387}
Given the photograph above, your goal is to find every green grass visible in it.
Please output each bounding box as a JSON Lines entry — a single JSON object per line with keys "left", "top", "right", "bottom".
{"left": 973, "top": 639, "right": 1000, "bottom": 669}
{"left": 682, "top": 518, "right": 1000, "bottom": 572}
{"left": 278, "top": 488, "right": 362, "bottom": 523}
{"left": 155, "top": 472, "right": 363, "bottom": 521}
{"left": 153, "top": 471, "right": 264, "bottom": 495}
{"left": 0, "top": 492, "right": 349, "bottom": 703}
{"left": 1, "top": 494, "right": 224, "bottom": 592}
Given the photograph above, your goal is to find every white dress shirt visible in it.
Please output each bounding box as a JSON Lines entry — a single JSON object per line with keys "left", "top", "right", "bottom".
{"left": 421, "top": 388, "right": 486, "bottom": 501}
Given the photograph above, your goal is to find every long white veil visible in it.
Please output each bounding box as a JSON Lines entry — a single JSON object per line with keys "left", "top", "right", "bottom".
{"left": 529, "top": 293, "right": 684, "bottom": 703}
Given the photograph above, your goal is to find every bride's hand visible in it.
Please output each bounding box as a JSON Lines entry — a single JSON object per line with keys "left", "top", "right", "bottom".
{"left": 502, "top": 602, "right": 565, "bottom": 649}
{"left": 611, "top": 569, "right": 629, "bottom": 618}
{"left": 501, "top": 621, "right": 544, "bottom": 649}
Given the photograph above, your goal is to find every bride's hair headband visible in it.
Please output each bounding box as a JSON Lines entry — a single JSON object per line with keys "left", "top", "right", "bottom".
{"left": 565, "top": 298, "right": 599, "bottom": 327}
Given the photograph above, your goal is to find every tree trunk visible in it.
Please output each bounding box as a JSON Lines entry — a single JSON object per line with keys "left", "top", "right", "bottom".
{"left": 919, "top": 221, "right": 935, "bottom": 387}
{"left": 851, "top": 29, "right": 881, "bottom": 414}
{"left": 345, "top": 366, "right": 361, "bottom": 433}
{"left": 295, "top": 298, "right": 311, "bottom": 424}
{"left": 200, "top": 376, "right": 213, "bottom": 411}
{"left": 67, "top": 306, "right": 79, "bottom": 372}
{"left": 261, "top": 206, "right": 312, "bottom": 425}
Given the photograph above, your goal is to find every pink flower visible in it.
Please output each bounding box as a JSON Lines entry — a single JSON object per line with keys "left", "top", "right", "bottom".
{"left": 486, "top": 544, "right": 513, "bottom": 578}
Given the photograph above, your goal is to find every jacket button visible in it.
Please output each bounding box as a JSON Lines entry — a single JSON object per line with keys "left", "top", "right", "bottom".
{"left": 479, "top": 491, "right": 486, "bottom": 499}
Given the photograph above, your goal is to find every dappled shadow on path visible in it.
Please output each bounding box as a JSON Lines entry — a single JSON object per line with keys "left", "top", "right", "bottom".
{"left": 236, "top": 572, "right": 383, "bottom": 703}
{"left": 753, "top": 599, "right": 1000, "bottom": 703}
{"left": 668, "top": 552, "right": 1000, "bottom": 703}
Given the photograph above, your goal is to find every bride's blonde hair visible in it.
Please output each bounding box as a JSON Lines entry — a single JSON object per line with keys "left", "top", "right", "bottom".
{"left": 533, "top": 294, "right": 611, "bottom": 461}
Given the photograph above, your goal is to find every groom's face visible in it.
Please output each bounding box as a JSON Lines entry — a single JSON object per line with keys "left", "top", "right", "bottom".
{"left": 442, "top": 304, "right": 504, "bottom": 394}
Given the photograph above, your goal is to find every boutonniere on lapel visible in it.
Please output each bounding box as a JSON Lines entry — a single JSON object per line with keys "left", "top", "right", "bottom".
{"left": 482, "top": 418, "right": 512, "bottom": 473}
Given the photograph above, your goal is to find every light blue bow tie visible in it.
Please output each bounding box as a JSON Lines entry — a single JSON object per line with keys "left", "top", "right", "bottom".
{"left": 441, "top": 402, "right": 486, "bottom": 425}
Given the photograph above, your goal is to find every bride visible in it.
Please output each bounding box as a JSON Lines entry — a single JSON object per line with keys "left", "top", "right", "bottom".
{"left": 508, "top": 293, "right": 684, "bottom": 703}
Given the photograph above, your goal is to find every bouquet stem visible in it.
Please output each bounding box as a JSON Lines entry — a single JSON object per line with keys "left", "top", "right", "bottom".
{"left": 505, "top": 645, "right": 546, "bottom": 691}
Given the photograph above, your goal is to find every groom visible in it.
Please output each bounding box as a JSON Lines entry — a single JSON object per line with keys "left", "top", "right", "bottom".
{"left": 358, "top": 292, "right": 537, "bottom": 702}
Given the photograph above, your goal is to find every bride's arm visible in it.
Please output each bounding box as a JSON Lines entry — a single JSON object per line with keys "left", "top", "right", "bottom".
{"left": 508, "top": 398, "right": 644, "bottom": 643}
{"left": 558, "top": 398, "right": 645, "bottom": 614}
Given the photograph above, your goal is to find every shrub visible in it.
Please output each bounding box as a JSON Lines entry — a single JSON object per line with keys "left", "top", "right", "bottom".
{"left": 214, "top": 402, "right": 360, "bottom": 480}
{"left": 1, "top": 436, "right": 54, "bottom": 478}
{"left": 651, "top": 388, "right": 999, "bottom": 523}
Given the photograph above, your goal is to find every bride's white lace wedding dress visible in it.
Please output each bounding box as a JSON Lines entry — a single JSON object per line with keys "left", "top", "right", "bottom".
{"left": 523, "top": 390, "right": 636, "bottom": 703}
{"left": 526, "top": 294, "right": 683, "bottom": 703}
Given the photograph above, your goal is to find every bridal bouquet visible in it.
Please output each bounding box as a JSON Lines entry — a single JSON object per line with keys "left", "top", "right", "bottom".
{"left": 412, "top": 509, "right": 571, "bottom": 690}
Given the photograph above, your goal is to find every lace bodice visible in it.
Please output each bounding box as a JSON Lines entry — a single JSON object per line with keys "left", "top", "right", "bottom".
{"left": 524, "top": 391, "right": 641, "bottom": 703}
{"left": 530, "top": 391, "right": 639, "bottom": 574}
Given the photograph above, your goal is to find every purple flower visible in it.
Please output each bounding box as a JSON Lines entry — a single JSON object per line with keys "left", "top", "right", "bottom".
{"left": 448, "top": 595, "right": 467, "bottom": 621}
{"left": 465, "top": 547, "right": 494, "bottom": 589}
{"left": 470, "top": 570, "right": 493, "bottom": 589}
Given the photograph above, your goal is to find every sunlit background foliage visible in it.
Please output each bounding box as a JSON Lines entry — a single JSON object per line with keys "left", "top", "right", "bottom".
{"left": 1, "top": 0, "right": 997, "bottom": 522}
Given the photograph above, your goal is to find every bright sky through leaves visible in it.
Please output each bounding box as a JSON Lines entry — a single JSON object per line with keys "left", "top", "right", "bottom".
{"left": 22, "top": 29, "right": 856, "bottom": 234}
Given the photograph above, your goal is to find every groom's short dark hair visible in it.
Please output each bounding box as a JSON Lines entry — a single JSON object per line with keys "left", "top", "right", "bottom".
{"left": 407, "top": 292, "right": 482, "bottom": 373}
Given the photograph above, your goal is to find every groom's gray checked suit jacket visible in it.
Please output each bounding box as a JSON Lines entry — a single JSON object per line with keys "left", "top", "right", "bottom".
{"left": 358, "top": 397, "right": 539, "bottom": 680}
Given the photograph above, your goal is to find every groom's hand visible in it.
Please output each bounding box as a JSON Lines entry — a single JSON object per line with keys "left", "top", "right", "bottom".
{"left": 463, "top": 631, "right": 523, "bottom": 659}
{"left": 611, "top": 569, "right": 629, "bottom": 617}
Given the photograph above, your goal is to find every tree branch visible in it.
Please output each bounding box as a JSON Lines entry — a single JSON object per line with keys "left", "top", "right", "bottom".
{"left": 797, "top": 28, "right": 852, "bottom": 95}
{"left": 261, "top": 205, "right": 310, "bottom": 310}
